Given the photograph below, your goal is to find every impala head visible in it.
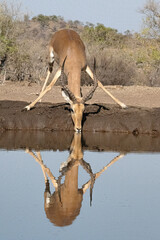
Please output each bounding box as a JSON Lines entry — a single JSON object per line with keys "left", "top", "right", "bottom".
{"left": 62, "top": 83, "right": 97, "bottom": 132}
{"left": 62, "top": 89, "right": 84, "bottom": 132}
{"left": 70, "top": 101, "right": 85, "bottom": 133}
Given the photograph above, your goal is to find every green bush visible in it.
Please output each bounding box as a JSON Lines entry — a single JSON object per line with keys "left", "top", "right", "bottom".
{"left": 32, "top": 14, "right": 62, "bottom": 27}
{"left": 82, "top": 23, "right": 125, "bottom": 47}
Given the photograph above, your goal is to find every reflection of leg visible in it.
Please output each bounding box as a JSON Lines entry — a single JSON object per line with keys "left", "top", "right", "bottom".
{"left": 44, "top": 167, "right": 58, "bottom": 189}
{"left": 85, "top": 65, "right": 127, "bottom": 109}
{"left": 26, "top": 149, "right": 58, "bottom": 189}
{"left": 82, "top": 153, "right": 126, "bottom": 193}
{"left": 24, "top": 68, "right": 61, "bottom": 111}
{"left": 95, "top": 152, "right": 125, "bottom": 178}
{"left": 26, "top": 149, "right": 48, "bottom": 182}
{"left": 36, "top": 152, "right": 48, "bottom": 183}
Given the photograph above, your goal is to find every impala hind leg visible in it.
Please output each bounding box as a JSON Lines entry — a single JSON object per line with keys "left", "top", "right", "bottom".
{"left": 24, "top": 68, "right": 61, "bottom": 111}
{"left": 85, "top": 66, "right": 127, "bottom": 109}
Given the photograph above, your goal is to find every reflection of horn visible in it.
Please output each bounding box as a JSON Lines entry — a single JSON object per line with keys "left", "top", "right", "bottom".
{"left": 82, "top": 153, "right": 126, "bottom": 193}
{"left": 79, "top": 158, "right": 95, "bottom": 206}
{"left": 57, "top": 175, "right": 62, "bottom": 205}
{"left": 58, "top": 157, "right": 95, "bottom": 206}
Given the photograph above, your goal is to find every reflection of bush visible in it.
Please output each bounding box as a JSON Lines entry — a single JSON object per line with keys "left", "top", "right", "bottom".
{"left": 0, "top": 2, "right": 160, "bottom": 86}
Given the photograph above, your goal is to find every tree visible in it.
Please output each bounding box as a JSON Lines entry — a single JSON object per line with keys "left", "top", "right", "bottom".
{"left": 82, "top": 23, "right": 124, "bottom": 47}
{"left": 140, "top": 0, "right": 160, "bottom": 38}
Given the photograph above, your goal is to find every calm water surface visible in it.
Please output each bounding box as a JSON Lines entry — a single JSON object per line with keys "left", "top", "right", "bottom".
{"left": 0, "top": 132, "right": 160, "bottom": 240}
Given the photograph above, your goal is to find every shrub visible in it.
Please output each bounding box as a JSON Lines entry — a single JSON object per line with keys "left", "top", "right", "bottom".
{"left": 82, "top": 47, "right": 139, "bottom": 86}
{"left": 0, "top": 1, "right": 31, "bottom": 81}
{"left": 82, "top": 23, "right": 125, "bottom": 47}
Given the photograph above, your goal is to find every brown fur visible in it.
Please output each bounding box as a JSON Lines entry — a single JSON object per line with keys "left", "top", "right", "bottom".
{"left": 49, "top": 29, "right": 87, "bottom": 98}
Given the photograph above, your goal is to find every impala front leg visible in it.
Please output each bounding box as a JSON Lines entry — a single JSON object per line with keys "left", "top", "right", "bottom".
{"left": 39, "top": 70, "right": 51, "bottom": 103}
{"left": 24, "top": 68, "right": 61, "bottom": 111}
{"left": 40, "top": 70, "right": 51, "bottom": 95}
{"left": 39, "top": 48, "right": 55, "bottom": 99}
{"left": 86, "top": 66, "right": 127, "bottom": 109}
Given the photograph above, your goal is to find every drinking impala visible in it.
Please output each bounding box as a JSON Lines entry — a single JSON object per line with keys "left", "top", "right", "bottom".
{"left": 24, "top": 29, "right": 127, "bottom": 132}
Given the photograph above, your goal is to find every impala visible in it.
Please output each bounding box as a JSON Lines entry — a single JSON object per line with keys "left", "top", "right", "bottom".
{"left": 24, "top": 29, "right": 127, "bottom": 132}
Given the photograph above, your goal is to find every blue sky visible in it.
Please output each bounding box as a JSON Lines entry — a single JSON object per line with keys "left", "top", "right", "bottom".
{"left": 19, "top": 0, "right": 147, "bottom": 33}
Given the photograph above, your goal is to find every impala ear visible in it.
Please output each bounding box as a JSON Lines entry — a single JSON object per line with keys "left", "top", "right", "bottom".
{"left": 61, "top": 89, "right": 73, "bottom": 104}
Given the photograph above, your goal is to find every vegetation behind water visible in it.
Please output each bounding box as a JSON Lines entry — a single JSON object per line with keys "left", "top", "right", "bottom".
{"left": 0, "top": 0, "right": 160, "bottom": 86}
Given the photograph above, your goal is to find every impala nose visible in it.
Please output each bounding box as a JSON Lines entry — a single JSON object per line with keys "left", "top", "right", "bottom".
{"left": 75, "top": 128, "right": 82, "bottom": 133}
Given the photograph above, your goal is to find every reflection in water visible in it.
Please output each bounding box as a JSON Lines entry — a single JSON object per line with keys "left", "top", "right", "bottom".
{"left": 27, "top": 133, "right": 125, "bottom": 227}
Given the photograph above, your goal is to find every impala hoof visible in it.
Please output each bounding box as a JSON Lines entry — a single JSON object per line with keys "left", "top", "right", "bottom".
{"left": 121, "top": 103, "right": 128, "bottom": 109}
{"left": 22, "top": 105, "right": 31, "bottom": 112}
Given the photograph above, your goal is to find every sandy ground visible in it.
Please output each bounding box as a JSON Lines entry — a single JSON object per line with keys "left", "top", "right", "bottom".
{"left": 1, "top": 81, "right": 160, "bottom": 138}
{"left": 0, "top": 81, "right": 160, "bottom": 108}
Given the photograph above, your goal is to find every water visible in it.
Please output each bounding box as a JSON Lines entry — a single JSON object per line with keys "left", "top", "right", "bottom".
{"left": 0, "top": 131, "right": 160, "bottom": 240}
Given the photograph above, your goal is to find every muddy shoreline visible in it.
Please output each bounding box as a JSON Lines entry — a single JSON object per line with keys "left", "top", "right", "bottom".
{"left": 0, "top": 100, "right": 160, "bottom": 134}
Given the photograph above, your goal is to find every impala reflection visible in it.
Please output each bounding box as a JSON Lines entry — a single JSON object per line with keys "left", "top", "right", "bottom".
{"left": 27, "top": 133, "right": 125, "bottom": 227}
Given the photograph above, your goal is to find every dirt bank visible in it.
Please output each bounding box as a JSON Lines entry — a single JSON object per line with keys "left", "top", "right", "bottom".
{"left": 0, "top": 100, "right": 160, "bottom": 135}
{"left": 1, "top": 81, "right": 160, "bottom": 135}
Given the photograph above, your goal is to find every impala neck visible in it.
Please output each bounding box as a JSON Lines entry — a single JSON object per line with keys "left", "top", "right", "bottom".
{"left": 63, "top": 165, "right": 79, "bottom": 194}
{"left": 67, "top": 67, "right": 81, "bottom": 98}
{"left": 62, "top": 133, "right": 83, "bottom": 193}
